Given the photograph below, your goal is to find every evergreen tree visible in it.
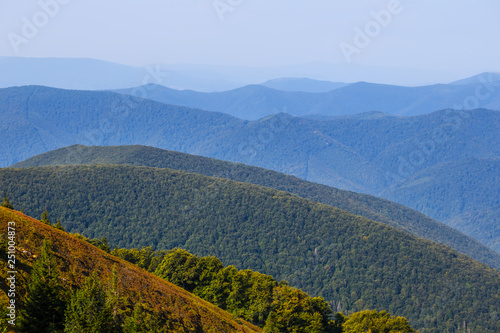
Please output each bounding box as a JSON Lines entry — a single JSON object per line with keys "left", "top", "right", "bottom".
{"left": 40, "top": 209, "right": 52, "bottom": 226}
{"left": 54, "top": 219, "right": 66, "bottom": 231}
{"left": 1, "top": 194, "right": 13, "bottom": 209}
{"left": 122, "top": 303, "right": 166, "bottom": 333}
{"left": 64, "top": 271, "right": 118, "bottom": 333}
{"left": 0, "top": 297, "right": 9, "bottom": 333}
{"left": 19, "top": 240, "right": 66, "bottom": 333}
{"left": 106, "top": 266, "right": 122, "bottom": 327}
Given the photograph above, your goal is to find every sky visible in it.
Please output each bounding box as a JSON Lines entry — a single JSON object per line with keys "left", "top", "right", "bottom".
{"left": 1, "top": 0, "right": 499, "bottom": 82}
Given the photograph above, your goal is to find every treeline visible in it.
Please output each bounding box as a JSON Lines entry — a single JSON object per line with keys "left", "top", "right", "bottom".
{"left": 7, "top": 239, "right": 416, "bottom": 333}
{"left": 112, "top": 246, "right": 417, "bottom": 332}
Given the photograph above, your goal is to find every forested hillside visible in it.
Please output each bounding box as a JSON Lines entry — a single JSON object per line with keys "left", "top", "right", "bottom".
{"left": 383, "top": 157, "right": 500, "bottom": 251}
{"left": 1, "top": 85, "right": 498, "bottom": 251}
{"left": 1, "top": 165, "right": 500, "bottom": 332}
{"left": 0, "top": 207, "right": 261, "bottom": 332}
{"left": 13, "top": 144, "right": 500, "bottom": 269}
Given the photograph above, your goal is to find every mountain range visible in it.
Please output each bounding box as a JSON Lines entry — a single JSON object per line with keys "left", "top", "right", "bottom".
{"left": 2, "top": 165, "right": 500, "bottom": 332}
{"left": 1, "top": 56, "right": 481, "bottom": 91}
{"left": 1, "top": 85, "right": 498, "bottom": 252}
{"left": 12, "top": 144, "right": 500, "bottom": 270}
{"left": 115, "top": 76, "right": 500, "bottom": 120}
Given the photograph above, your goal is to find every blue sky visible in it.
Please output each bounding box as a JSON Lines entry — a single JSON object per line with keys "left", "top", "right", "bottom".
{"left": 1, "top": 0, "right": 499, "bottom": 78}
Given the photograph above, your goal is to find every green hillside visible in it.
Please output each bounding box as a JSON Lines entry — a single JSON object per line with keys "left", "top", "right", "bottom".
{"left": 12, "top": 144, "right": 500, "bottom": 269}
{"left": 0, "top": 207, "right": 261, "bottom": 333}
{"left": 2, "top": 86, "right": 499, "bottom": 252}
{"left": 1, "top": 165, "right": 500, "bottom": 332}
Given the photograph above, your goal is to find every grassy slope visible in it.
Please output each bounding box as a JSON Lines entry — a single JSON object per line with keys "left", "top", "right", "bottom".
{"left": 1, "top": 165, "right": 500, "bottom": 332}
{"left": 11, "top": 144, "right": 500, "bottom": 270}
{"left": 0, "top": 207, "right": 260, "bottom": 333}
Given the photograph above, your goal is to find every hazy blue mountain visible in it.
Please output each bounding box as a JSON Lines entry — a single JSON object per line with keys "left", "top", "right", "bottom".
{"left": 450, "top": 72, "right": 500, "bottom": 85}
{"left": 13, "top": 144, "right": 500, "bottom": 269}
{"left": 0, "top": 56, "right": 481, "bottom": 93}
{"left": 0, "top": 56, "right": 243, "bottom": 91}
{"left": 260, "top": 78, "right": 348, "bottom": 92}
{"left": 1, "top": 85, "right": 499, "bottom": 251}
{"left": 383, "top": 157, "right": 500, "bottom": 252}
{"left": 115, "top": 80, "right": 500, "bottom": 120}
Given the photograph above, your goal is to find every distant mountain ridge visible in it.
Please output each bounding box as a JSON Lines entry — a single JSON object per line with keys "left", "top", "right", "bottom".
{"left": 1, "top": 85, "right": 498, "bottom": 252}
{"left": 1, "top": 56, "right": 477, "bottom": 90}
{"left": 115, "top": 77, "right": 500, "bottom": 120}
{"left": 260, "top": 78, "right": 348, "bottom": 92}
{"left": 13, "top": 144, "right": 500, "bottom": 269}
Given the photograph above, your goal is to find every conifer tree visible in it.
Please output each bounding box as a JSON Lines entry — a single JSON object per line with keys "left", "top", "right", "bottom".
{"left": 122, "top": 303, "right": 165, "bottom": 333}
{"left": 1, "top": 194, "right": 13, "bottom": 209}
{"left": 64, "top": 271, "right": 118, "bottom": 333}
{"left": 54, "top": 219, "right": 66, "bottom": 231}
{"left": 40, "top": 209, "right": 52, "bottom": 225}
{"left": 19, "top": 240, "right": 66, "bottom": 333}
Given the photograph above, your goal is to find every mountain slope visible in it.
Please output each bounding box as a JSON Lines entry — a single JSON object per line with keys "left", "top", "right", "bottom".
{"left": 450, "top": 72, "right": 500, "bottom": 85}
{"left": 12, "top": 144, "right": 500, "bottom": 269}
{"left": 0, "top": 207, "right": 260, "bottom": 332}
{"left": 383, "top": 157, "right": 500, "bottom": 251}
{"left": 1, "top": 165, "right": 500, "bottom": 332}
{"left": 1, "top": 85, "right": 498, "bottom": 252}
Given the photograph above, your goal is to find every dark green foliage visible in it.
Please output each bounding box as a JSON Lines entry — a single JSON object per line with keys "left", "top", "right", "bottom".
{"left": 11, "top": 144, "right": 500, "bottom": 269}
{"left": 1, "top": 165, "right": 500, "bottom": 332}
{"left": 263, "top": 284, "right": 334, "bottom": 333}
{"left": 342, "top": 309, "right": 416, "bottom": 333}
{"left": 40, "top": 209, "right": 52, "bottom": 226}
{"left": 1, "top": 194, "right": 13, "bottom": 209}
{"left": 154, "top": 249, "right": 331, "bottom": 331}
{"left": 111, "top": 246, "right": 167, "bottom": 272}
{"left": 54, "top": 219, "right": 66, "bottom": 231}
{"left": 154, "top": 249, "right": 224, "bottom": 294}
{"left": 89, "top": 236, "right": 111, "bottom": 253}
{"left": 19, "top": 241, "right": 66, "bottom": 333}
{"left": 0, "top": 298, "right": 9, "bottom": 333}
{"left": 64, "top": 271, "right": 118, "bottom": 333}
{"left": 331, "top": 313, "right": 346, "bottom": 333}
{"left": 122, "top": 303, "right": 166, "bottom": 333}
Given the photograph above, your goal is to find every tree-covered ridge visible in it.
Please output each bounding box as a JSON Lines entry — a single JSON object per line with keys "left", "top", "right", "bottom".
{"left": 1, "top": 207, "right": 417, "bottom": 333}
{"left": 113, "top": 247, "right": 417, "bottom": 332}
{"left": 12, "top": 144, "right": 500, "bottom": 269}
{"left": 1, "top": 165, "right": 499, "bottom": 331}
{"left": 2, "top": 85, "right": 498, "bottom": 252}
{"left": 0, "top": 207, "right": 260, "bottom": 333}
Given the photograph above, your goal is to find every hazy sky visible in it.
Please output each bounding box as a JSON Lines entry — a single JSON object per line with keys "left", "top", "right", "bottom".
{"left": 1, "top": 0, "right": 499, "bottom": 77}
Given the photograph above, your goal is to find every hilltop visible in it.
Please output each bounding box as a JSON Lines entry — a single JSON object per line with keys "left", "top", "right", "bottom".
{"left": 13, "top": 144, "right": 500, "bottom": 269}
